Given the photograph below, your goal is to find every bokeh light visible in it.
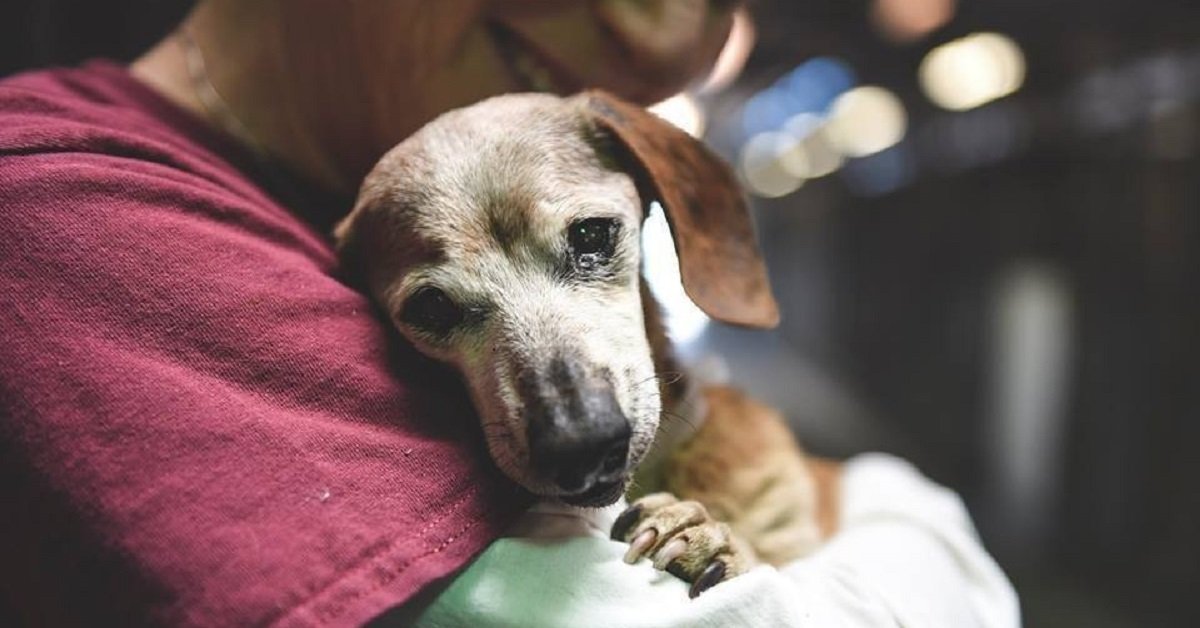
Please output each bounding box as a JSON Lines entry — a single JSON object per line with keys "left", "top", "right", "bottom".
{"left": 735, "top": 57, "right": 869, "bottom": 197}
{"left": 739, "top": 131, "right": 805, "bottom": 198}
{"left": 824, "top": 86, "right": 909, "bottom": 158}
{"left": 920, "top": 32, "right": 1026, "bottom": 111}
{"left": 648, "top": 93, "right": 705, "bottom": 137}
{"left": 780, "top": 115, "right": 844, "bottom": 179}
{"left": 741, "top": 57, "right": 857, "bottom": 137}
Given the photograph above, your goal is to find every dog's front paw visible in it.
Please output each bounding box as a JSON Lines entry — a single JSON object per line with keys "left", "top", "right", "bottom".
{"left": 611, "top": 492, "right": 758, "bottom": 598}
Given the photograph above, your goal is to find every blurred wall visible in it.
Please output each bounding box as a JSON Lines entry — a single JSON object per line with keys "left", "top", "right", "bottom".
{"left": 0, "top": 0, "right": 189, "bottom": 76}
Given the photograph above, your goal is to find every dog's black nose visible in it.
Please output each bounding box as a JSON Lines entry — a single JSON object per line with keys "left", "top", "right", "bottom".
{"left": 548, "top": 425, "right": 631, "bottom": 493}
{"left": 521, "top": 357, "right": 632, "bottom": 494}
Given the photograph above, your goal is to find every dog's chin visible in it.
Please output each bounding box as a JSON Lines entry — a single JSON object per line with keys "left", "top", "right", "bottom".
{"left": 558, "top": 478, "right": 627, "bottom": 508}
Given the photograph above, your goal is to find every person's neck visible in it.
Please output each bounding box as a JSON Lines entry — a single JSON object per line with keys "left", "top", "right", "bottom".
{"left": 130, "top": 6, "right": 356, "bottom": 193}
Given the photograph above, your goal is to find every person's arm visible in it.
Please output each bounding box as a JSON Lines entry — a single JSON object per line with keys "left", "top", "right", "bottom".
{"left": 779, "top": 454, "right": 1020, "bottom": 627}
{"left": 0, "top": 140, "right": 525, "bottom": 625}
{"left": 398, "top": 454, "right": 1019, "bottom": 628}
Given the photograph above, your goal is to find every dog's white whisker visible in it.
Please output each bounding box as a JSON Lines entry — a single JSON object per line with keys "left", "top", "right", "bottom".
{"left": 659, "top": 409, "right": 697, "bottom": 431}
{"left": 656, "top": 371, "right": 686, "bottom": 385}
{"left": 629, "top": 370, "right": 685, "bottom": 389}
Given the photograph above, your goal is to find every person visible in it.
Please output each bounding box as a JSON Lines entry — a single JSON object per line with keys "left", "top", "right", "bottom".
{"left": 0, "top": 0, "right": 1018, "bottom": 625}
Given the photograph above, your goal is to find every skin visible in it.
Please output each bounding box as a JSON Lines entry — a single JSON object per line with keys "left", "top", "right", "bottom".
{"left": 130, "top": 0, "right": 737, "bottom": 193}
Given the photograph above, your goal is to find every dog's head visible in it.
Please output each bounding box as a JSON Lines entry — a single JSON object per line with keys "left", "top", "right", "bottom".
{"left": 336, "top": 91, "right": 777, "bottom": 506}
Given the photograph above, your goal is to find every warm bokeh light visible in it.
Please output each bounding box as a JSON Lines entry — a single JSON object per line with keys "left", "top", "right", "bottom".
{"left": 824, "top": 86, "right": 908, "bottom": 157}
{"left": 920, "top": 32, "right": 1026, "bottom": 111}
{"left": 641, "top": 203, "right": 709, "bottom": 344}
{"left": 740, "top": 131, "right": 805, "bottom": 198}
{"left": 871, "top": 0, "right": 956, "bottom": 43}
{"left": 780, "top": 115, "right": 844, "bottom": 179}
{"left": 737, "top": 71, "right": 906, "bottom": 196}
{"left": 973, "top": 32, "right": 1026, "bottom": 104}
{"left": 648, "top": 92, "right": 706, "bottom": 137}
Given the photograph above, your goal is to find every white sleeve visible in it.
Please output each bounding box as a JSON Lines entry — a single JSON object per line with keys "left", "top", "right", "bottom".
{"left": 409, "top": 453, "right": 1020, "bottom": 628}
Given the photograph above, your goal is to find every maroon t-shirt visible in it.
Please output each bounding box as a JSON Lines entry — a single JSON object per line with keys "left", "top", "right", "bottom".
{"left": 0, "top": 61, "right": 529, "bottom": 626}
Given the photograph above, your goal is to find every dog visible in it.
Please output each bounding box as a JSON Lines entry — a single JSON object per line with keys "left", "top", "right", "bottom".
{"left": 334, "top": 91, "right": 840, "bottom": 598}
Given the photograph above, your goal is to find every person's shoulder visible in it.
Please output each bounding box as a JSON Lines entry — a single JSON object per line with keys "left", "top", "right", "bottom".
{"left": 3, "top": 63, "right": 138, "bottom": 151}
{"left": 0, "top": 63, "right": 262, "bottom": 223}
{"left": 0, "top": 61, "right": 230, "bottom": 179}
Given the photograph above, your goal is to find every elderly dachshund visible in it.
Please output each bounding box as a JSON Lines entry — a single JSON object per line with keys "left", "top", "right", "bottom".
{"left": 334, "top": 91, "right": 840, "bottom": 598}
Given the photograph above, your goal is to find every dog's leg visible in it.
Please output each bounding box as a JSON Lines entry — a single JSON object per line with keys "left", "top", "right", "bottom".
{"left": 664, "top": 385, "right": 840, "bottom": 566}
{"left": 611, "top": 492, "right": 759, "bottom": 598}
{"left": 613, "top": 383, "right": 841, "bottom": 596}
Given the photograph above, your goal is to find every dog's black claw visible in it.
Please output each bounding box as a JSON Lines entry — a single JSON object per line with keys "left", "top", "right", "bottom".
{"left": 611, "top": 503, "right": 642, "bottom": 541}
{"left": 688, "top": 561, "right": 726, "bottom": 599}
{"left": 665, "top": 560, "right": 689, "bottom": 581}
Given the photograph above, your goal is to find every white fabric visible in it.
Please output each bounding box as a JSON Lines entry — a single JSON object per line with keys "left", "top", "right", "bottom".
{"left": 410, "top": 454, "right": 1020, "bottom": 627}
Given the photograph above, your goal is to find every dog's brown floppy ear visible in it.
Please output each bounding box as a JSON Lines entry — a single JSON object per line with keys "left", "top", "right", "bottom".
{"left": 573, "top": 90, "right": 780, "bottom": 329}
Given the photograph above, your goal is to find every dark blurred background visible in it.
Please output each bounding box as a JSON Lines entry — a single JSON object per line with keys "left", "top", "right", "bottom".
{"left": 2, "top": 1, "right": 1196, "bottom": 627}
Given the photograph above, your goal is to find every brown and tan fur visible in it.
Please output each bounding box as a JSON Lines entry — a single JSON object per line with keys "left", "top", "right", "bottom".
{"left": 335, "top": 90, "right": 840, "bottom": 596}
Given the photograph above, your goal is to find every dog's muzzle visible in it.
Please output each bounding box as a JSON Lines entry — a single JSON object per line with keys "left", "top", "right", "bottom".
{"left": 519, "top": 356, "right": 631, "bottom": 504}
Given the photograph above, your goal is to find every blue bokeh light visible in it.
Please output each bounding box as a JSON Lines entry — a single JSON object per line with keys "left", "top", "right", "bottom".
{"left": 741, "top": 57, "right": 858, "bottom": 138}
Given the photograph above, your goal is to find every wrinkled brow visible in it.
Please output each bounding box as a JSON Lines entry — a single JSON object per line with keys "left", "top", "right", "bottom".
{"left": 481, "top": 187, "right": 538, "bottom": 255}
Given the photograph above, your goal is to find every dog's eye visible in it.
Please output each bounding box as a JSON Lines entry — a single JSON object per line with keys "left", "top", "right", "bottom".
{"left": 568, "top": 217, "right": 619, "bottom": 268}
{"left": 400, "top": 286, "right": 463, "bottom": 337}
